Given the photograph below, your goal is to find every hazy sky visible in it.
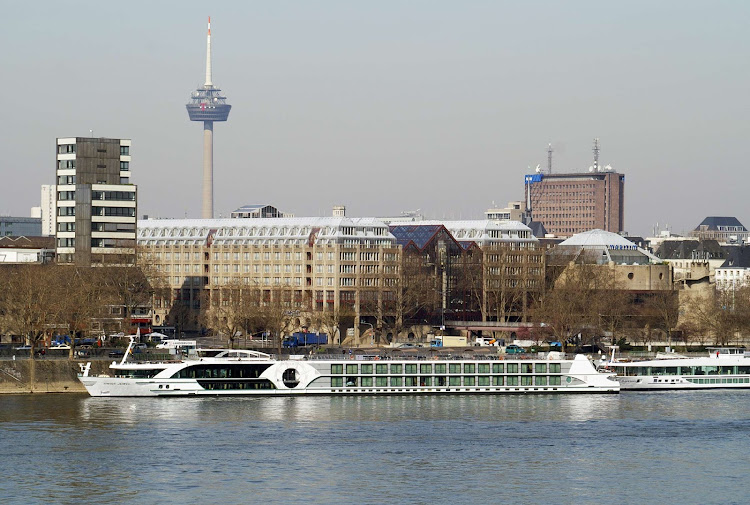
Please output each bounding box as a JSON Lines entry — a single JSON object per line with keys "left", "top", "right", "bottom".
{"left": 2, "top": 1, "right": 749, "bottom": 236}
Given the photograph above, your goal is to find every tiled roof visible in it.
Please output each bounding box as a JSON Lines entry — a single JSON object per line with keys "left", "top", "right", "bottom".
{"left": 695, "top": 216, "right": 747, "bottom": 231}
{"left": 718, "top": 246, "right": 750, "bottom": 269}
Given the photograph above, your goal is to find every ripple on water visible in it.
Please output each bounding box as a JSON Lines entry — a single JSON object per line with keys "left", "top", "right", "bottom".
{"left": 1, "top": 391, "right": 749, "bottom": 505}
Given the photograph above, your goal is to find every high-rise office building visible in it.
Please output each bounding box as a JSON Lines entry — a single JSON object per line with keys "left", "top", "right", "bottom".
{"left": 524, "top": 140, "right": 624, "bottom": 237}
{"left": 55, "top": 137, "right": 137, "bottom": 265}
{"left": 524, "top": 171, "right": 624, "bottom": 237}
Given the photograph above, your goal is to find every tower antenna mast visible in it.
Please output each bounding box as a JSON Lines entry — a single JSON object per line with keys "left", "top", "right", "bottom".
{"left": 547, "top": 143, "right": 553, "bottom": 174}
{"left": 186, "top": 16, "right": 232, "bottom": 219}
{"left": 593, "top": 138, "right": 600, "bottom": 172}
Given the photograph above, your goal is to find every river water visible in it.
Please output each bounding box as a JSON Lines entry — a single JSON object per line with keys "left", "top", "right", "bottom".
{"left": 1, "top": 391, "right": 748, "bottom": 505}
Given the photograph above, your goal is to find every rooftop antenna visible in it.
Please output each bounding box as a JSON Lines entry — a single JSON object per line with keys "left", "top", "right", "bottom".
{"left": 547, "top": 143, "right": 553, "bottom": 173}
{"left": 593, "top": 138, "right": 600, "bottom": 172}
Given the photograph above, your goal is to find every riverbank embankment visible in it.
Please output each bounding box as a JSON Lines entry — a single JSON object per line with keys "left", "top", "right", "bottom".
{"left": 0, "top": 359, "right": 111, "bottom": 394}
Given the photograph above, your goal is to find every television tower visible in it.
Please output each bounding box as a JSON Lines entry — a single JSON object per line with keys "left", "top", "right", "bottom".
{"left": 186, "top": 17, "right": 231, "bottom": 219}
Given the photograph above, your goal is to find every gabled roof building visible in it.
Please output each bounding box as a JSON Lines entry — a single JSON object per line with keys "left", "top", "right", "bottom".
{"left": 691, "top": 217, "right": 750, "bottom": 244}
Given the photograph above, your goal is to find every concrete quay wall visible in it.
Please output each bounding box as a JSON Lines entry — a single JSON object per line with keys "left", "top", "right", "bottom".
{"left": 0, "top": 359, "right": 112, "bottom": 394}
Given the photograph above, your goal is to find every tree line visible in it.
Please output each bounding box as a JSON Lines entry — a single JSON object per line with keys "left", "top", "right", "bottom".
{"left": 0, "top": 264, "right": 151, "bottom": 358}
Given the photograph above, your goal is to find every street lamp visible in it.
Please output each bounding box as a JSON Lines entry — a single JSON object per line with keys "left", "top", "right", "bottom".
{"left": 360, "top": 319, "right": 374, "bottom": 347}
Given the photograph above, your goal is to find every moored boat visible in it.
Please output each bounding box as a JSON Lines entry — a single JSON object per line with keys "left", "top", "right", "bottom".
{"left": 78, "top": 340, "right": 619, "bottom": 397}
{"left": 601, "top": 347, "right": 750, "bottom": 390}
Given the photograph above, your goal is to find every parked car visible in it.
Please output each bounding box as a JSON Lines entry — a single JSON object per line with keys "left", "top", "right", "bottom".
{"left": 75, "top": 349, "right": 92, "bottom": 358}
{"left": 108, "top": 349, "right": 125, "bottom": 358}
{"left": 504, "top": 344, "right": 526, "bottom": 354}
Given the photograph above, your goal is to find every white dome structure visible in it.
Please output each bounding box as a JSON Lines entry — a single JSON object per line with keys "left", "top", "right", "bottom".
{"left": 552, "top": 229, "right": 660, "bottom": 265}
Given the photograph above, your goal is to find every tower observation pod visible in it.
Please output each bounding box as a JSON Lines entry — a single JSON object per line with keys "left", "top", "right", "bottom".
{"left": 186, "top": 16, "right": 231, "bottom": 219}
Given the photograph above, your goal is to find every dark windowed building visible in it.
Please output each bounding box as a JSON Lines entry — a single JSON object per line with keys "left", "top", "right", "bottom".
{"left": 55, "top": 137, "right": 137, "bottom": 266}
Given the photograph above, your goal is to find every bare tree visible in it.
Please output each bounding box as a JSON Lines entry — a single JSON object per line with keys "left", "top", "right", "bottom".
{"left": 54, "top": 266, "right": 109, "bottom": 359}
{"left": 639, "top": 290, "right": 680, "bottom": 348}
{"left": 99, "top": 265, "right": 153, "bottom": 335}
{"left": 0, "top": 265, "right": 59, "bottom": 358}
{"left": 311, "top": 304, "right": 354, "bottom": 346}
{"left": 532, "top": 262, "right": 622, "bottom": 351}
{"left": 203, "top": 280, "right": 255, "bottom": 348}
{"left": 257, "top": 287, "right": 300, "bottom": 355}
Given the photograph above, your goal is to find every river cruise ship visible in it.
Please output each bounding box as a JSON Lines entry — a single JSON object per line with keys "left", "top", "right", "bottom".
{"left": 78, "top": 345, "right": 618, "bottom": 397}
{"left": 602, "top": 347, "right": 750, "bottom": 390}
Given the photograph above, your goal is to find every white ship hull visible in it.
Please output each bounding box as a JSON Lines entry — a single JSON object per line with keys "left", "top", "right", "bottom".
{"left": 618, "top": 375, "right": 750, "bottom": 390}
{"left": 79, "top": 352, "right": 618, "bottom": 397}
{"left": 605, "top": 348, "right": 750, "bottom": 391}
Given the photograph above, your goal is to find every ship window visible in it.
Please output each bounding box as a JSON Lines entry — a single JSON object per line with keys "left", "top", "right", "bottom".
{"left": 405, "top": 377, "right": 417, "bottom": 387}
{"left": 405, "top": 364, "right": 417, "bottom": 374}
{"left": 346, "top": 364, "right": 358, "bottom": 374}
{"left": 535, "top": 376, "right": 548, "bottom": 386}
{"left": 550, "top": 376, "right": 561, "bottom": 386}
{"left": 492, "top": 376, "right": 504, "bottom": 386}
{"left": 282, "top": 368, "right": 300, "bottom": 388}
{"left": 390, "top": 377, "right": 402, "bottom": 387}
{"left": 331, "top": 364, "right": 343, "bottom": 374}
{"left": 477, "top": 363, "right": 490, "bottom": 374}
{"left": 420, "top": 364, "right": 432, "bottom": 374}
{"left": 375, "top": 364, "right": 388, "bottom": 374}
{"left": 390, "top": 364, "right": 402, "bottom": 374}
{"left": 449, "top": 377, "right": 461, "bottom": 386}
{"left": 361, "top": 377, "right": 373, "bottom": 387}
{"left": 507, "top": 363, "right": 519, "bottom": 373}
{"left": 361, "top": 364, "right": 373, "bottom": 374}
{"left": 420, "top": 377, "right": 432, "bottom": 386}
{"left": 464, "top": 376, "right": 476, "bottom": 386}
{"left": 521, "top": 376, "right": 533, "bottom": 386}
{"left": 522, "top": 363, "right": 533, "bottom": 374}
{"left": 435, "top": 364, "right": 447, "bottom": 374}
{"left": 345, "top": 377, "right": 357, "bottom": 387}
{"left": 464, "top": 364, "right": 475, "bottom": 374}
{"left": 376, "top": 377, "right": 388, "bottom": 387}
{"left": 507, "top": 376, "right": 519, "bottom": 386}
{"left": 478, "top": 376, "right": 490, "bottom": 386}
{"left": 535, "top": 363, "right": 547, "bottom": 373}
{"left": 492, "top": 363, "right": 504, "bottom": 373}
{"left": 436, "top": 376, "right": 447, "bottom": 387}
{"left": 449, "top": 364, "right": 461, "bottom": 374}
{"left": 331, "top": 377, "right": 343, "bottom": 387}
{"left": 550, "top": 363, "right": 561, "bottom": 373}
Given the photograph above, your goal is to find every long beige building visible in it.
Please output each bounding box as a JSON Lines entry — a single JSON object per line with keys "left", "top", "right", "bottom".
{"left": 138, "top": 216, "right": 546, "bottom": 343}
{"left": 138, "top": 217, "right": 401, "bottom": 335}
